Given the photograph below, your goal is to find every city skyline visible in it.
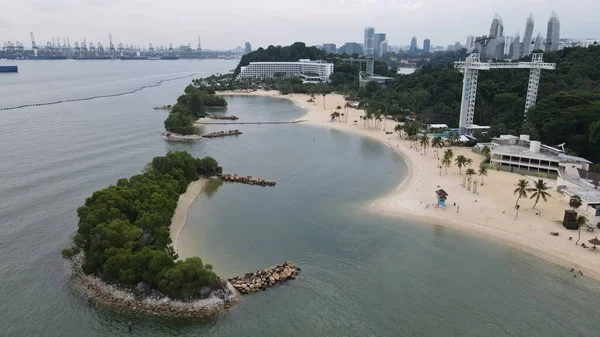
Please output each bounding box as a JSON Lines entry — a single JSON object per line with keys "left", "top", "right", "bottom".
{"left": 1, "top": 1, "right": 599, "bottom": 50}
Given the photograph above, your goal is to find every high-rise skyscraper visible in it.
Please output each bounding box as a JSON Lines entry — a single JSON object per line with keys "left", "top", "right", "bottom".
{"left": 410, "top": 36, "right": 417, "bottom": 52}
{"left": 379, "top": 40, "right": 388, "bottom": 57}
{"left": 322, "top": 43, "right": 337, "bottom": 53}
{"left": 374, "top": 33, "right": 387, "bottom": 57}
{"left": 510, "top": 32, "right": 521, "bottom": 59}
{"left": 423, "top": 38, "right": 431, "bottom": 54}
{"left": 364, "top": 27, "right": 375, "bottom": 56}
{"left": 545, "top": 11, "right": 560, "bottom": 51}
{"left": 487, "top": 13, "right": 504, "bottom": 59}
{"left": 534, "top": 32, "right": 544, "bottom": 51}
{"left": 244, "top": 42, "right": 252, "bottom": 54}
{"left": 521, "top": 13, "right": 535, "bottom": 57}
{"left": 466, "top": 35, "right": 475, "bottom": 52}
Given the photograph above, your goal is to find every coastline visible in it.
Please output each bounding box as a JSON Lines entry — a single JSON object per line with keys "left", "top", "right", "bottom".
{"left": 216, "top": 90, "right": 600, "bottom": 281}
{"left": 171, "top": 178, "right": 209, "bottom": 253}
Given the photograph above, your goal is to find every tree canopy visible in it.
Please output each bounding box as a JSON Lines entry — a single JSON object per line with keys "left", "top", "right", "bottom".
{"left": 63, "top": 151, "right": 223, "bottom": 300}
{"left": 164, "top": 84, "right": 227, "bottom": 135}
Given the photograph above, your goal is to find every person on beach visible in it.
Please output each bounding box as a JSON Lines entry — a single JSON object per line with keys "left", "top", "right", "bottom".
{"left": 457, "top": 206, "right": 460, "bottom": 213}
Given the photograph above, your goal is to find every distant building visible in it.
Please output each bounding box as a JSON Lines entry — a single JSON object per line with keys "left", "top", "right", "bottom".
{"left": 545, "top": 11, "right": 560, "bottom": 51}
{"left": 244, "top": 42, "right": 252, "bottom": 54}
{"left": 487, "top": 13, "right": 505, "bottom": 59}
{"left": 454, "top": 41, "right": 462, "bottom": 51}
{"left": 534, "top": 32, "right": 544, "bottom": 51}
{"left": 379, "top": 40, "right": 388, "bottom": 57}
{"left": 238, "top": 59, "right": 334, "bottom": 82}
{"left": 522, "top": 13, "right": 535, "bottom": 57}
{"left": 509, "top": 32, "right": 521, "bottom": 59}
{"left": 364, "top": 27, "right": 375, "bottom": 56}
{"left": 374, "top": 33, "right": 386, "bottom": 57}
{"left": 465, "top": 35, "right": 474, "bottom": 52}
{"left": 410, "top": 36, "right": 418, "bottom": 52}
{"left": 423, "top": 38, "right": 431, "bottom": 54}
{"left": 322, "top": 43, "right": 337, "bottom": 54}
{"left": 339, "top": 42, "right": 363, "bottom": 55}
{"left": 504, "top": 36, "right": 513, "bottom": 56}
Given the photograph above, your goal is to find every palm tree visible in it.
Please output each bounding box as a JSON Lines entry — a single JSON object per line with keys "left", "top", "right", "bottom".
{"left": 394, "top": 124, "right": 403, "bottom": 137}
{"left": 444, "top": 149, "right": 454, "bottom": 161}
{"left": 575, "top": 215, "right": 588, "bottom": 244}
{"left": 481, "top": 145, "right": 491, "bottom": 160}
{"left": 530, "top": 179, "right": 551, "bottom": 209}
{"left": 419, "top": 133, "right": 429, "bottom": 155}
{"left": 513, "top": 179, "right": 533, "bottom": 208}
{"left": 431, "top": 136, "right": 443, "bottom": 159}
{"left": 478, "top": 166, "right": 488, "bottom": 185}
{"left": 455, "top": 155, "right": 467, "bottom": 174}
{"left": 465, "top": 157, "right": 473, "bottom": 167}
{"left": 569, "top": 195, "right": 583, "bottom": 210}
{"left": 441, "top": 155, "right": 452, "bottom": 175}
{"left": 449, "top": 132, "right": 460, "bottom": 147}
{"left": 322, "top": 92, "right": 327, "bottom": 109}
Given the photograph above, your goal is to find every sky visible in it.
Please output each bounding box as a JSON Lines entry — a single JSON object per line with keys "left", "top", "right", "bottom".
{"left": 1, "top": 0, "right": 599, "bottom": 50}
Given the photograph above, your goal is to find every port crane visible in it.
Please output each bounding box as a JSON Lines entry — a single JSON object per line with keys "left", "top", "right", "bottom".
{"left": 454, "top": 53, "right": 555, "bottom": 134}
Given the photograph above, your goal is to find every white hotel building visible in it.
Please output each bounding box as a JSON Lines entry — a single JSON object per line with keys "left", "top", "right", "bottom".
{"left": 237, "top": 59, "right": 334, "bottom": 83}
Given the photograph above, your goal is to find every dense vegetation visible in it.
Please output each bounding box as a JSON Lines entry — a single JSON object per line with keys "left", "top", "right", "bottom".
{"left": 63, "top": 151, "right": 224, "bottom": 300}
{"left": 227, "top": 42, "right": 394, "bottom": 93}
{"left": 164, "top": 84, "right": 227, "bottom": 135}
{"left": 360, "top": 45, "right": 600, "bottom": 162}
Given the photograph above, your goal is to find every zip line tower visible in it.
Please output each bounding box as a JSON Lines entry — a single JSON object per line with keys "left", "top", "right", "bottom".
{"left": 454, "top": 53, "right": 555, "bottom": 135}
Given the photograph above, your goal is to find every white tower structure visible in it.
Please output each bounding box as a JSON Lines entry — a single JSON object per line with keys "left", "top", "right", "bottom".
{"left": 455, "top": 53, "right": 555, "bottom": 135}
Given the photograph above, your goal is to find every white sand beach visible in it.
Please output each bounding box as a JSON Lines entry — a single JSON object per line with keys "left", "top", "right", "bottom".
{"left": 216, "top": 90, "right": 600, "bottom": 280}
{"left": 171, "top": 178, "right": 209, "bottom": 253}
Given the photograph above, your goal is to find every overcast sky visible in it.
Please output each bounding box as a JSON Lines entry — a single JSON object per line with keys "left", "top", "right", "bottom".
{"left": 1, "top": 0, "right": 599, "bottom": 50}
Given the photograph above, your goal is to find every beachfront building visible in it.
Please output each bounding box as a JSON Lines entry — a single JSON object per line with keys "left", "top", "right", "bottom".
{"left": 238, "top": 59, "right": 334, "bottom": 82}
{"left": 489, "top": 134, "right": 591, "bottom": 176}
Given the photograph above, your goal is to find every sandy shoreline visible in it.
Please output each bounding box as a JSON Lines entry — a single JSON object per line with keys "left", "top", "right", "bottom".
{"left": 171, "top": 179, "right": 209, "bottom": 253}
{"left": 215, "top": 90, "right": 600, "bottom": 281}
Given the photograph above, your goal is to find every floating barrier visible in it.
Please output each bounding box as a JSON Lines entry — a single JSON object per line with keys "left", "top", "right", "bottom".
{"left": 208, "top": 115, "right": 239, "bottom": 120}
{"left": 203, "top": 130, "right": 242, "bottom": 138}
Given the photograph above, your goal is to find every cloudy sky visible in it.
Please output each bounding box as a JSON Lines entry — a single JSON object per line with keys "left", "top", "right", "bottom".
{"left": 1, "top": 0, "right": 599, "bottom": 50}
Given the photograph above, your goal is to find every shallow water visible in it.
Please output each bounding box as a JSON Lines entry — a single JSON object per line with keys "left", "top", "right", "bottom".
{"left": 1, "top": 60, "right": 600, "bottom": 337}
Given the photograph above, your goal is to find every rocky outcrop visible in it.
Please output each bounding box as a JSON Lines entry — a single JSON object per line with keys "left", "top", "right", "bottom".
{"left": 228, "top": 261, "right": 300, "bottom": 294}
{"left": 221, "top": 173, "right": 276, "bottom": 186}
{"left": 208, "top": 115, "right": 239, "bottom": 120}
{"left": 203, "top": 130, "right": 243, "bottom": 138}
{"left": 67, "top": 253, "right": 239, "bottom": 318}
{"left": 160, "top": 131, "right": 203, "bottom": 141}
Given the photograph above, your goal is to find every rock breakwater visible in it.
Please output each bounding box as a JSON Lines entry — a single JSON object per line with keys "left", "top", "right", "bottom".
{"left": 228, "top": 261, "right": 300, "bottom": 294}
{"left": 67, "top": 253, "right": 239, "bottom": 318}
{"left": 209, "top": 115, "right": 239, "bottom": 120}
{"left": 221, "top": 173, "right": 276, "bottom": 186}
{"left": 204, "top": 130, "right": 243, "bottom": 138}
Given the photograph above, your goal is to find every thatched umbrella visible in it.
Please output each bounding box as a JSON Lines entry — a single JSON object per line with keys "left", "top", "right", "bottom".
{"left": 588, "top": 237, "right": 600, "bottom": 249}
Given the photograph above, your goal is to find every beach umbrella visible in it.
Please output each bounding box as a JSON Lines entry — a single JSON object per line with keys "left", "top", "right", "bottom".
{"left": 588, "top": 237, "right": 600, "bottom": 249}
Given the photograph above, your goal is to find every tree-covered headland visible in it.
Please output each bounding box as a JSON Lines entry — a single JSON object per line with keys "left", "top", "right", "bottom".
{"left": 163, "top": 84, "right": 228, "bottom": 135}
{"left": 63, "top": 151, "right": 224, "bottom": 300}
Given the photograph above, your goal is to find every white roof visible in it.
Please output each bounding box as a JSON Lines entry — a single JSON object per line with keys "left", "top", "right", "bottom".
{"left": 428, "top": 124, "right": 448, "bottom": 128}
{"left": 467, "top": 124, "right": 491, "bottom": 129}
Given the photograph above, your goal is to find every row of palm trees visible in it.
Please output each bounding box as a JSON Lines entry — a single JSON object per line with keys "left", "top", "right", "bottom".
{"left": 438, "top": 149, "right": 488, "bottom": 182}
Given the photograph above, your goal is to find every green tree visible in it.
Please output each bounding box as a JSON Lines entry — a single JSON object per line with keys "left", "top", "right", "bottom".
{"left": 481, "top": 145, "right": 491, "bottom": 160}
{"left": 478, "top": 166, "right": 488, "bottom": 185}
{"left": 419, "top": 133, "right": 430, "bottom": 155}
{"left": 432, "top": 136, "right": 443, "bottom": 159}
{"left": 465, "top": 168, "right": 476, "bottom": 178}
{"left": 455, "top": 155, "right": 467, "bottom": 174}
{"left": 569, "top": 195, "right": 583, "bottom": 210}
{"left": 575, "top": 215, "right": 588, "bottom": 245}
{"left": 530, "top": 179, "right": 551, "bottom": 209}
{"left": 513, "top": 179, "right": 533, "bottom": 208}
{"left": 441, "top": 155, "right": 452, "bottom": 175}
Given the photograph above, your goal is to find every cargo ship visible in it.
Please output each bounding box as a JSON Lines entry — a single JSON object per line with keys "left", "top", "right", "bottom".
{"left": 161, "top": 55, "right": 179, "bottom": 60}
{"left": 120, "top": 56, "right": 148, "bottom": 60}
{"left": 0, "top": 65, "right": 18, "bottom": 73}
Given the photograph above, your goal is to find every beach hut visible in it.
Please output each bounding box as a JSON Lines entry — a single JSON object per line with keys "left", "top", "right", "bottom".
{"left": 435, "top": 189, "right": 449, "bottom": 208}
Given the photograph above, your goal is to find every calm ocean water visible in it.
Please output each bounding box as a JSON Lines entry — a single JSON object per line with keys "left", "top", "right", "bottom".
{"left": 1, "top": 60, "right": 600, "bottom": 337}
